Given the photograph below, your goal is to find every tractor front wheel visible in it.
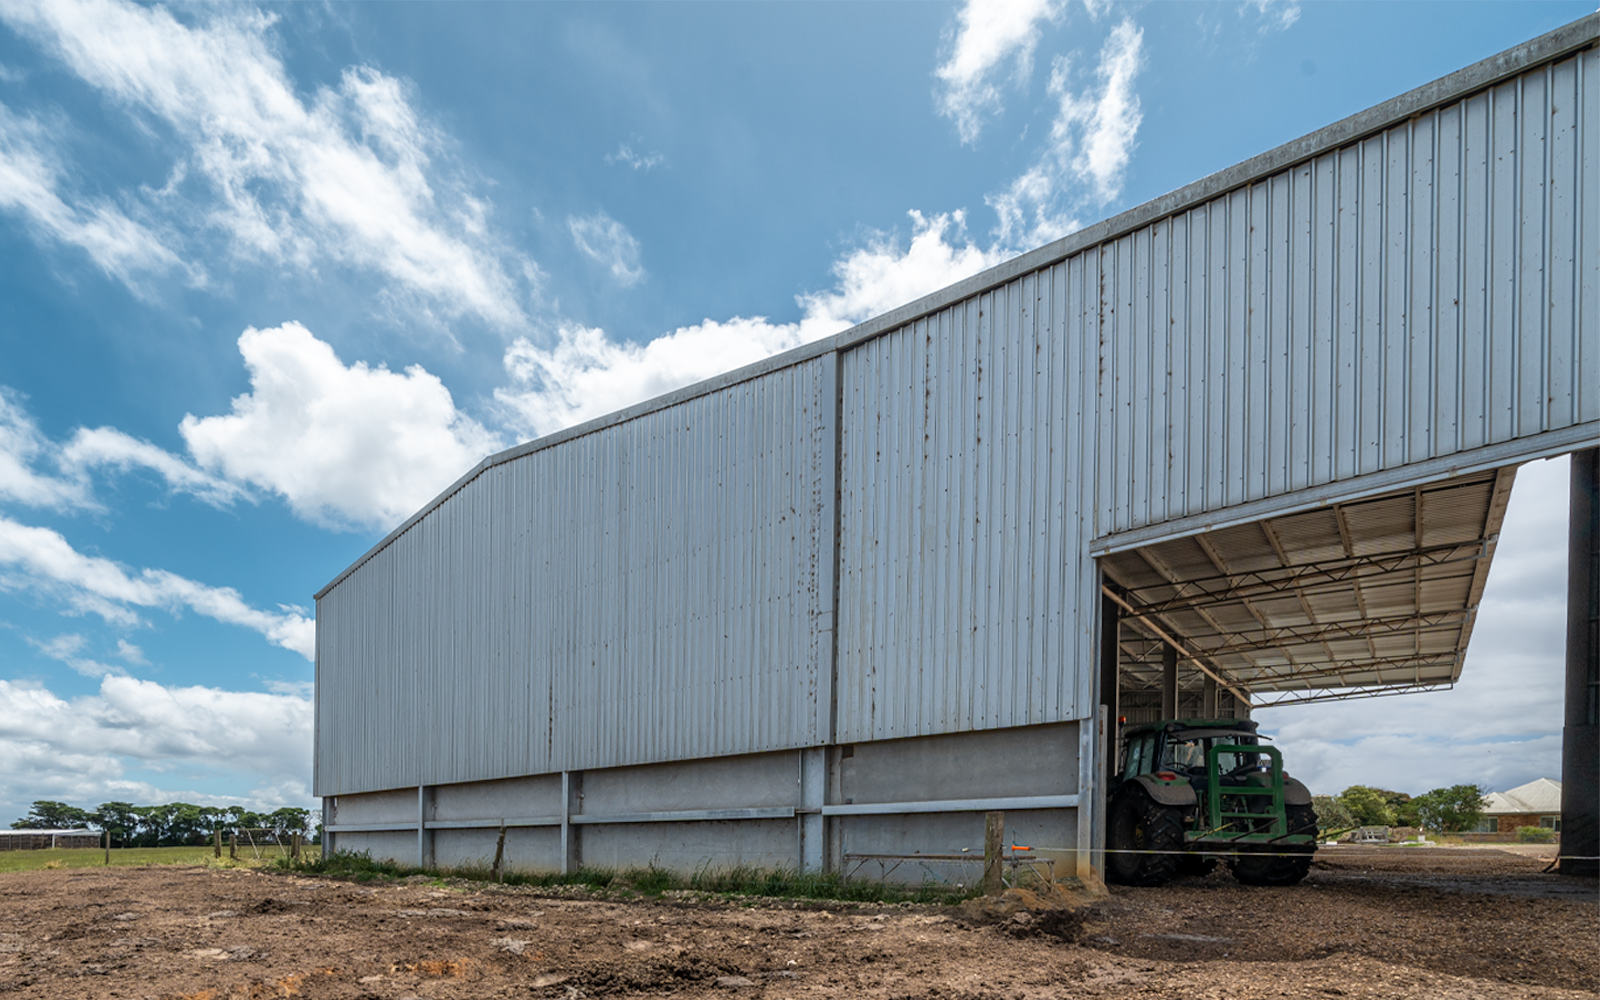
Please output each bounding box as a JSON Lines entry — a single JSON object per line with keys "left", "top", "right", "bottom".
{"left": 1106, "top": 789, "right": 1183, "bottom": 886}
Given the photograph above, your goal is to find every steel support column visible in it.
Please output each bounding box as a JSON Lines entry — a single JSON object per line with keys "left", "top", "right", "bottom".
{"left": 1160, "top": 643, "right": 1178, "bottom": 720}
{"left": 1098, "top": 587, "right": 1121, "bottom": 788}
{"left": 1562, "top": 448, "right": 1599, "bottom": 878}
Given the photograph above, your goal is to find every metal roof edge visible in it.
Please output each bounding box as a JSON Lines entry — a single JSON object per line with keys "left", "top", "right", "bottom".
{"left": 315, "top": 14, "right": 1600, "bottom": 601}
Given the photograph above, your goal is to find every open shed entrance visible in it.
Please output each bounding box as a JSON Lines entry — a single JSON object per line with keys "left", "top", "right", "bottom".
{"left": 1096, "top": 465, "right": 1518, "bottom": 776}
{"left": 1101, "top": 467, "right": 1516, "bottom": 716}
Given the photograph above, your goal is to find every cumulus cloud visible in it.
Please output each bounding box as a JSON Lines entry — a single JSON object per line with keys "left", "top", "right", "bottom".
{"left": 498, "top": 211, "right": 1003, "bottom": 436}
{"left": 989, "top": 17, "right": 1143, "bottom": 248}
{"left": 935, "top": 0, "right": 1064, "bottom": 145}
{"left": 568, "top": 211, "right": 645, "bottom": 286}
{"left": 0, "top": 514, "right": 314, "bottom": 658}
{"left": 1256, "top": 456, "right": 1571, "bottom": 797}
{"left": 180, "top": 322, "right": 503, "bottom": 531}
{"left": 0, "top": 102, "right": 184, "bottom": 290}
{"left": 0, "top": 674, "right": 313, "bottom": 821}
{"left": 0, "top": 0, "right": 531, "bottom": 328}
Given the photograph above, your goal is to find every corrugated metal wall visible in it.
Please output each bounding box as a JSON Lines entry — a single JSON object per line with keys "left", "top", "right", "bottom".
{"left": 315, "top": 358, "right": 836, "bottom": 794}
{"left": 317, "top": 34, "right": 1599, "bottom": 796}
{"left": 1096, "top": 48, "right": 1599, "bottom": 534}
{"left": 835, "top": 269, "right": 1098, "bottom": 742}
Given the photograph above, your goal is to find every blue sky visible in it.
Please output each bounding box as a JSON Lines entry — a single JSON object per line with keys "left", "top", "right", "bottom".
{"left": 0, "top": 0, "right": 1589, "bottom": 825}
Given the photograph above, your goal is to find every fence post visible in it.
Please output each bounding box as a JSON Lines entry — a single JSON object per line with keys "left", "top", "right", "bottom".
{"left": 983, "top": 811, "right": 1005, "bottom": 895}
{"left": 291, "top": 833, "right": 302, "bottom": 861}
{"left": 229, "top": 834, "right": 237, "bottom": 861}
{"left": 214, "top": 829, "right": 222, "bottom": 859}
{"left": 492, "top": 824, "right": 507, "bottom": 882}
{"left": 104, "top": 830, "right": 110, "bottom": 866}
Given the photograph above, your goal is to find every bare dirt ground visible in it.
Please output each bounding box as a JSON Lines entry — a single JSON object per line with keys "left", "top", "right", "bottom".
{"left": 0, "top": 846, "right": 1593, "bottom": 1000}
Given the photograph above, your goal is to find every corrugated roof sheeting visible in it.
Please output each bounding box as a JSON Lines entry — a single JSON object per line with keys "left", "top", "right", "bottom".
{"left": 314, "top": 359, "right": 835, "bottom": 795}
{"left": 1103, "top": 469, "right": 1517, "bottom": 701}
{"left": 1098, "top": 47, "right": 1599, "bottom": 537}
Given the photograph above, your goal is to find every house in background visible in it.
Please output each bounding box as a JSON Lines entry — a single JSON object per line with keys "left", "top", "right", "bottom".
{"left": 1473, "top": 778, "right": 1563, "bottom": 837}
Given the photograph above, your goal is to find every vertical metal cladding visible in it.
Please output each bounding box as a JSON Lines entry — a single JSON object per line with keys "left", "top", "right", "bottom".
{"left": 1098, "top": 48, "right": 1600, "bottom": 534}
{"left": 318, "top": 32, "right": 1600, "bottom": 796}
{"left": 835, "top": 267, "right": 1098, "bottom": 742}
{"left": 314, "top": 358, "right": 834, "bottom": 796}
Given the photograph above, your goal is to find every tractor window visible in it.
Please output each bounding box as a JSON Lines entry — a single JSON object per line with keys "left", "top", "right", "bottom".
{"left": 1161, "top": 738, "right": 1206, "bottom": 772}
{"left": 1211, "top": 746, "right": 1261, "bottom": 774}
{"left": 1124, "top": 735, "right": 1154, "bottom": 778}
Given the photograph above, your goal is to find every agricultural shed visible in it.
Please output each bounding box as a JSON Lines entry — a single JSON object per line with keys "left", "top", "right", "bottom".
{"left": 316, "top": 16, "right": 1600, "bottom": 880}
{"left": 0, "top": 829, "right": 99, "bottom": 851}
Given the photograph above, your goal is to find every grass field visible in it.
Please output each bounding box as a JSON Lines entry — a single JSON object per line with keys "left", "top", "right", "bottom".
{"left": 0, "top": 845, "right": 322, "bottom": 873}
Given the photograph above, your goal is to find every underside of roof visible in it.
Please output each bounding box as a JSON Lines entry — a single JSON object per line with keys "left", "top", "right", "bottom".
{"left": 1100, "top": 466, "right": 1518, "bottom": 708}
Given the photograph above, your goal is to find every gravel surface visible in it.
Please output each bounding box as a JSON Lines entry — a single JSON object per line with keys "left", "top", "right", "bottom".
{"left": 0, "top": 846, "right": 1593, "bottom": 999}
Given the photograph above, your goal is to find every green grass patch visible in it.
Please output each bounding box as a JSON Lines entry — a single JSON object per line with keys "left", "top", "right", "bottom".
{"left": 282, "top": 851, "right": 976, "bottom": 905}
{"left": 0, "top": 845, "right": 317, "bottom": 873}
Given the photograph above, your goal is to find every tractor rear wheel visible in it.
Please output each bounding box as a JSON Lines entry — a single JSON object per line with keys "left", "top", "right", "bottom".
{"left": 1229, "top": 803, "right": 1316, "bottom": 886}
{"left": 1106, "top": 789, "right": 1183, "bottom": 886}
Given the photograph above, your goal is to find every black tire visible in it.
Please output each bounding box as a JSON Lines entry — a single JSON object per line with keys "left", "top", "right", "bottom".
{"left": 1177, "top": 852, "right": 1218, "bottom": 877}
{"left": 1106, "top": 789, "right": 1183, "bottom": 887}
{"left": 1229, "top": 803, "right": 1316, "bottom": 886}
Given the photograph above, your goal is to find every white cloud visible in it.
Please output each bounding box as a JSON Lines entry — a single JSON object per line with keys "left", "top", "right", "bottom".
{"left": 26, "top": 631, "right": 126, "bottom": 678}
{"left": 605, "top": 141, "right": 666, "bottom": 171}
{"left": 568, "top": 211, "right": 645, "bottom": 286}
{"left": 0, "top": 101, "right": 185, "bottom": 291}
{"left": 0, "top": 514, "right": 314, "bottom": 658}
{"left": 0, "top": 386, "right": 246, "bottom": 513}
{"left": 988, "top": 18, "right": 1143, "bottom": 248}
{"left": 0, "top": 0, "right": 531, "bottom": 328}
{"left": 1243, "top": 0, "right": 1301, "bottom": 33}
{"left": 498, "top": 211, "right": 1004, "bottom": 436}
{"left": 935, "top": 0, "right": 1064, "bottom": 145}
{"left": 1256, "top": 455, "right": 1571, "bottom": 797}
{"left": 114, "top": 638, "right": 147, "bottom": 665}
{"left": 0, "top": 674, "right": 312, "bottom": 820}
{"left": 61, "top": 425, "right": 247, "bottom": 507}
{"left": 0, "top": 389, "right": 93, "bottom": 510}
{"left": 180, "top": 322, "right": 503, "bottom": 531}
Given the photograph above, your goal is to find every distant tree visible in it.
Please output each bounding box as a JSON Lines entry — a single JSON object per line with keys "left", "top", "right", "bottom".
{"left": 1336, "top": 786, "right": 1397, "bottom": 827}
{"left": 1381, "top": 789, "right": 1420, "bottom": 827}
{"left": 267, "top": 807, "right": 311, "bottom": 840}
{"left": 1312, "top": 795, "right": 1356, "bottom": 836}
{"left": 1413, "top": 784, "right": 1488, "bottom": 833}
{"left": 11, "top": 801, "right": 91, "bottom": 830}
{"left": 94, "top": 802, "right": 139, "bottom": 848}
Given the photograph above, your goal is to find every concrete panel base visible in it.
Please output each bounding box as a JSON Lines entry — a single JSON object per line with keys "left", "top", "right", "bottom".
{"left": 323, "top": 722, "right": 1087, "bottom": 883}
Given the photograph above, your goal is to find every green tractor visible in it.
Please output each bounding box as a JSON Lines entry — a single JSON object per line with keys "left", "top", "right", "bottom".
{"left": 1106, "top": 719, "right": 1317, "bottom": 887}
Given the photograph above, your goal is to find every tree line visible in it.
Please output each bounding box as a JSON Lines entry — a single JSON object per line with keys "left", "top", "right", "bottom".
{"left": 10, "top": 800, "right": 314, "bottom": 848}
{"left": 1311, "top": 783, "right": 1488, "bottom": 835}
